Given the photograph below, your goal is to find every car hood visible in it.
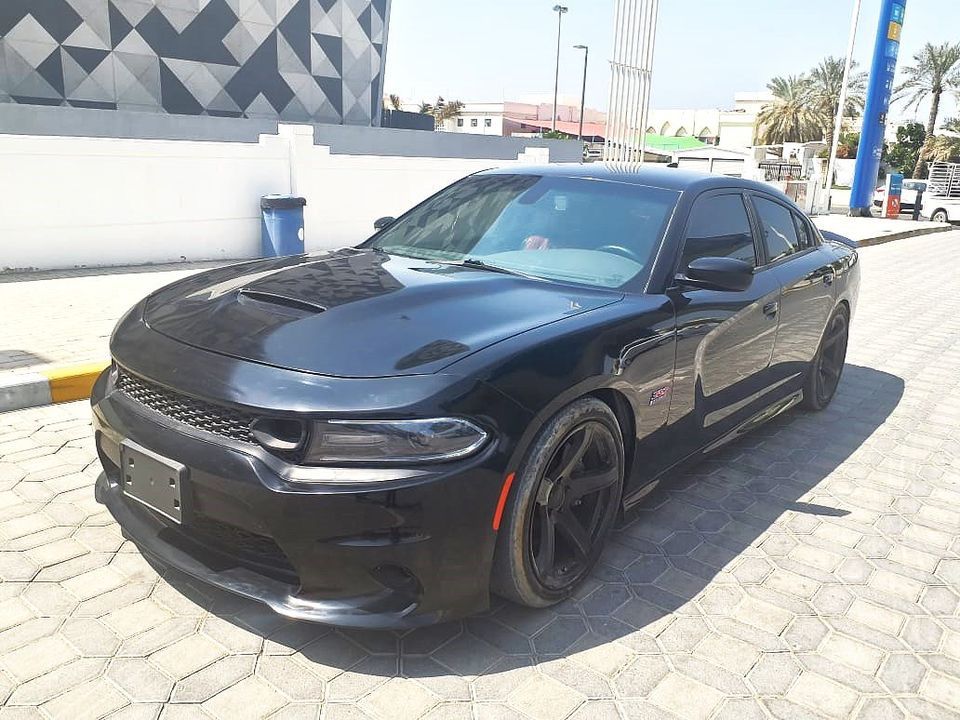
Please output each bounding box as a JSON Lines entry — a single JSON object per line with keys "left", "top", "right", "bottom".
{"left": 143, "top": 249, "right": 623, "bottom": 378}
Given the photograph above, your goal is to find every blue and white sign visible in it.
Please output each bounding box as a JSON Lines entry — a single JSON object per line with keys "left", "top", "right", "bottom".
{"left": 850, "top": 0, "right": 907, "bottom": 216}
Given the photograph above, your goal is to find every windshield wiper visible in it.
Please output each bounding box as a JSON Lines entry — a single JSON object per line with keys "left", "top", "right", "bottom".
{"left": 457, "top": 258, "right": 540, "bottom": 280}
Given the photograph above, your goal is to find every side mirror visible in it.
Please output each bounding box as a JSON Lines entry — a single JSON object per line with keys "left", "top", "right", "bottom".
{"left": 374, "top": 216, "right": 396, "bottom": 231}
{"left": 679, "top": 257, "right": 753, "bottom": 292}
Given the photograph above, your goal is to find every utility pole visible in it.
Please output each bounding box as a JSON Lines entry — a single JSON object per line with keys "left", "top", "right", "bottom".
{"left": 824, "top": 0, "right": 862, "bottom": 213}
{"left": 552, "top": 5, "right": 568, "bottom": 132}
{"left": 574, "top": 45, "right": 589, "bottom": 141}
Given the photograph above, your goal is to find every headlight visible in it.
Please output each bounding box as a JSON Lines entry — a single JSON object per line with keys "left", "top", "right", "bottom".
{"left": 301, "top": 418, "right": 489, "bottom": 465}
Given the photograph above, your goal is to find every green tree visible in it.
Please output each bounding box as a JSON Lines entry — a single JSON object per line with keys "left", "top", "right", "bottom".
{"left": 387, "top": 94, "right": 402, "bottom": 111}
{"left": 807, "top": 56, "right": 867, "bottom": 142}
{"left": 941, "top": 117, "right": 960, "bottom": 132}
{"left": 886, "top": 122, "right": 926, "bottom": 176}
{"left": 835, "top": 131, "right": 860, "bottom": 159}
{"left": 755, "top": 75, "right": 820, "bottom": 144}
{"left": 895, "top": 41, "right": 960, "bottom": 175}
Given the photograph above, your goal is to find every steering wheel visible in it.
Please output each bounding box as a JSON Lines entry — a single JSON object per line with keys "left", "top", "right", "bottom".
{"left": 596, "top": 244, "right": 641, "bottom": 261}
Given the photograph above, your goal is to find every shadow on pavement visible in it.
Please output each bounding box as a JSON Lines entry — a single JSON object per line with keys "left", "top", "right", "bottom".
{"left": 0, "top": 349, "right": 50, "bottom": 370}
{"left": 155, "top": 363, "right": 904, "bottom": 677}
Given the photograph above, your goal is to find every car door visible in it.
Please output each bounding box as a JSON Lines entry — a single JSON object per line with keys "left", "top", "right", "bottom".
{"left": 666, "top": 190, "right": 783, "bottom": 457}
{"left": 748, "top": 193, "right": 836, "bottom": 389}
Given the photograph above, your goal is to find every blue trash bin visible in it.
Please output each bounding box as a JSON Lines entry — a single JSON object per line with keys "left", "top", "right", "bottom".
{"left": 260, "top": 195, "right": 307, "bottom": 257}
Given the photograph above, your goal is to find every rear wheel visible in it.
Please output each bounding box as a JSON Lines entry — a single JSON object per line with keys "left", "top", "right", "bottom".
{"left": 802, "top": 306, "right": 849, "bottom": 410}
{"left": 931, "top": 208, "right": 949, "bottom": 223}
{"left": 491, "top": 398, "right": 624, "bottom": 607}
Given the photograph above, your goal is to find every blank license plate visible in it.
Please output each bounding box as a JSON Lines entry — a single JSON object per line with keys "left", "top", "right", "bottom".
{"left": 120, "top": 440, "right": 187, "bottom": 524}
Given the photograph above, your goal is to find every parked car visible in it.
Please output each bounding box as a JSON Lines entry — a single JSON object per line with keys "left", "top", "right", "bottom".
{"left": 91, "top": 166, "right": 859, "bottom": 628}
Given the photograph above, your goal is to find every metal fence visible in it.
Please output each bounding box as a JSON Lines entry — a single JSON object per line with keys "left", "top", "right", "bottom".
{"left": 758, "top": 161, "right": 804, "bottom": 182}
{"left": 928, "top": 162, "right": 960, "bottom": 198}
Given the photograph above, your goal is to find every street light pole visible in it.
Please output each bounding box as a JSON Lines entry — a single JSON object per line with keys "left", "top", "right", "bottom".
{"left": 552, "top": 5, "right": 568, "bottom": 133}
{"left": 824, "top": 0, "right": 862, "bottom": 213}
{"left": 574, "top": 44, "right": 589, "bottom": 141}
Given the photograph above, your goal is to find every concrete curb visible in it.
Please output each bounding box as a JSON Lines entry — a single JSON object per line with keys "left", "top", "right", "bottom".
{"left": 0, "top": 362, "right": 108, "bottom": 413}
{"left": 856, "top": 224, "right": 955, "bottom": 247}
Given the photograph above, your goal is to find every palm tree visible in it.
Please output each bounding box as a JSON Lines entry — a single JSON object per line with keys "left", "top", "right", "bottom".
{"left": 919, "top": 134, "right": 960, "bottom": 166}
{"left": 388, "top": 94, "right": 402, "bottom": 111}
{"left": 941, "top": 117, "right": 960, "bottom": 133}
{"left": 807, "top": 56, "right": 867, "bottom": 143}
{"left": 755, "top": 75, "right": 820, "bottom": 144}
{"left": 895, "top": 41, "right": 960, "bottom": 175}
{"left": 418, "top": 97, "right": 465, "bottom": 130}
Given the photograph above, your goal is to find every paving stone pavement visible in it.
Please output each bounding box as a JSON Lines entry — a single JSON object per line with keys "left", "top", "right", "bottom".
{"left": 0, "top": 262, "right": 225, "bottom": 376}
{"left": 1, "top": 231, "right": 959, "bottom": 720}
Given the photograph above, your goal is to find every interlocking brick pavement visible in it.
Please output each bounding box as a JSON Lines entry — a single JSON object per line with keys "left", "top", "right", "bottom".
{"left": 0, "top": 263, "right": 223, "bottom": 376}
{"left": 1, "top": 231, "right": 959, "bottom": 719}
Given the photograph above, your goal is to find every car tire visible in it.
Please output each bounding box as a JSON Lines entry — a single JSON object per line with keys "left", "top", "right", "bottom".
{"left": 490, "top": 397, "right": 624, "bottom": 607}
{"left": 932, "top": 209, "right": 949, "bottom": 223}
{"left": 801, "top": 305, "right": 850, "bottom": 411}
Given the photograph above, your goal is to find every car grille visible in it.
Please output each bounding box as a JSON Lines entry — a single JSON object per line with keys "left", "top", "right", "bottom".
{"left": 116, "top": 369, "right": 256, "bottom": 444}
{"left": 189, "top": 515, "right": 298, "bottom": 579}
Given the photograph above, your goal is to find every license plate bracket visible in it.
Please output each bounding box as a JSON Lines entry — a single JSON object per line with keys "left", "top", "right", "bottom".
{"left": 120, "top": 440, "right": 188, "bottom": 524}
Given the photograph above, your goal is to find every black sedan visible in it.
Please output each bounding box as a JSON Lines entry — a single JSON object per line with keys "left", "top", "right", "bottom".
{"left": 92, "top": 165, "right": 859, "bottom": 627}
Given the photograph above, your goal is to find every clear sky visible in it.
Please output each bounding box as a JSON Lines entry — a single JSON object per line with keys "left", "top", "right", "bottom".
{"left": 383, "top": 0, "right": 959, "bottom": 124}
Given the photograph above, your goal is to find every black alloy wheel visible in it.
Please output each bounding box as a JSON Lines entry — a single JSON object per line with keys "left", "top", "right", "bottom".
{"left": 529, "top": 421, "right": 620, "bottom": 589}
{"left": 803, "top": 307, "right": 849, "bottom": 410}
{"left": 491, "top": 398, "right": 624, "bottom": 607}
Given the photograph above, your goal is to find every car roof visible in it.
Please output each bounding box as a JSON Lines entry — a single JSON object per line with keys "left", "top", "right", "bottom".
{"left": 479, "top": 163, "right": 793, "bottom": 202}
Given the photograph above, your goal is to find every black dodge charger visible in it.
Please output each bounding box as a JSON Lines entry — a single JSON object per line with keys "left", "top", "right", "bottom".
{"left": 92, "top": 165, "right": 859, "bottom": 627}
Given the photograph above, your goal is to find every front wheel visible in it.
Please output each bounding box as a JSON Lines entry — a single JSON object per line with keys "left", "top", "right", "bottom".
{"left": 931, "top": 209, "right": 949, "bottom": 223}
{"left": 802, "top": 306, "right": 849, "bottom": 410}
{"left": 491, "top": 398, "right": 624, "bottom": 607}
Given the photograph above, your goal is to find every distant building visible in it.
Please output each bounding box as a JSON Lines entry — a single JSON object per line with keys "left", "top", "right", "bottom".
{"left": 645, "top": 92, "right": 773, "bottom": 151}
{"left": 389, "top": 91, "right": 775, "bottom": 153}
{"left": 396, "top": 96, "right": 605, "bottom": 138}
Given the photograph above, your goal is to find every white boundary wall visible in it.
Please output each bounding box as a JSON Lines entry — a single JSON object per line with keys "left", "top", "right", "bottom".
{"left": 0, "top": 125, "right": 551, "bottom": 271}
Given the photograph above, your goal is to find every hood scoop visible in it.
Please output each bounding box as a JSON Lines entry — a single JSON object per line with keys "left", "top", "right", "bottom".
{"left": 237, "top": 289, "right": 326, "bottom": 316}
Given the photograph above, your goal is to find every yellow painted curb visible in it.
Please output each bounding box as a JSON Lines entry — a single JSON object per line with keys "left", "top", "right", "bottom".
{"left": 41, "top": 362, "right": 110, "bottom": 404}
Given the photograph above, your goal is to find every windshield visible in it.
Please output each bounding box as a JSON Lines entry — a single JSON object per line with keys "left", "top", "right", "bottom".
{"left": 367, "top": 174, "right": 679, "bottom": 289}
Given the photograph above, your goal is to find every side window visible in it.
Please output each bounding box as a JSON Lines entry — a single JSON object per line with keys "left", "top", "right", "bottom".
{"left": 753, "top": 196, "right": 801, "bottom": 262}
{"left": 680, "top": 194, "right": 757, "bottom": 271}
{"left": 792, "top": 212, "right": 815, "bottom": 250}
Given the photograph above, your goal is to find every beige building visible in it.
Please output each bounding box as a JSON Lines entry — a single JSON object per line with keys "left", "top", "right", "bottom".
{"left": 645, "top": 92, "right": 773, "bottom": 151}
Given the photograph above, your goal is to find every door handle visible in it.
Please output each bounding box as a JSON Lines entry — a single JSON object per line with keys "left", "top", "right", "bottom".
{"left": 763, "top": 301, "right": 779, "bottom": 317}
{"left": 822, "top": 272, "right": 835, "bottom": 286}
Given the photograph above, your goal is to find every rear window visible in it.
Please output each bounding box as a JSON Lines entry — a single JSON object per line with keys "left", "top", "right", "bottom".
{"left": 754, "top": 196, "right": 801, "bottom": 262}
{"left": 680, "top": 194, "right": 757, "bottom": 270}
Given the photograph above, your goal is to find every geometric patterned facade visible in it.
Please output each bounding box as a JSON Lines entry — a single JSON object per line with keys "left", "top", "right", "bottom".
{"left": 0, "top": 0, "right": 389, "bottom": 126}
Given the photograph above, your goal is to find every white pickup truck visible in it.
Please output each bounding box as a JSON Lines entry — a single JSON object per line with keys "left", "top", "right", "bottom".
{"left": 926, "top": 161, "right": 960, "bottom": 223}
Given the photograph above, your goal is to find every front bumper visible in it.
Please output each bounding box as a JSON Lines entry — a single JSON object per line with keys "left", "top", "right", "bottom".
{"left": 91, "top": 369, "right": 514, "bottom": 628}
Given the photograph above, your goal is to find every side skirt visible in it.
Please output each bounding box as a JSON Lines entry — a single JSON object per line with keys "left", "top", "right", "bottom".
{"left": 621, "top": 389, "right": 804, "bottom": 511}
